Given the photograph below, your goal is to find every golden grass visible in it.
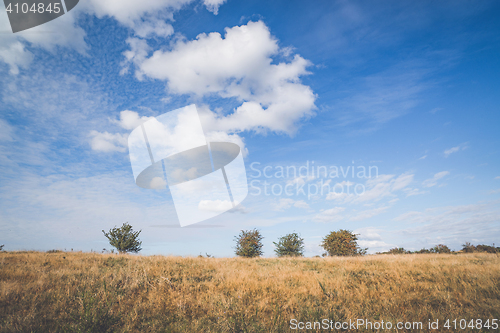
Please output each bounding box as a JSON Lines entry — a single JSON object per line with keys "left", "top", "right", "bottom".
{"left": 1, "top": 251, "right": 499, "bottom": 332}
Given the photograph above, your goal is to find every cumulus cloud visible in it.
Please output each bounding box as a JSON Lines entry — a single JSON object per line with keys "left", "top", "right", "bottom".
{"left": 149, "top": 176, "right": 167, "bottom": 190}
{"left": 0, "top": 41, "right": 34, "bottom": 75}
{"left": 0, "top": 6, "right": 87, "bottom": 75}
{"left": 82, "top": 0, "right": 193, "bottom": 37}
{"left": 111, "top": 110, "right": 153, "bottom": 130}
{"left": 134, "top": 21, "right": 316, "bottom": 135}
{"left": 0, "top": 0, "right": 200, "bottom": 75}
{"left": 422, "top": 171, "right": 449, "bottom": 188}
{"left": 203, "top": 0, "right": 227, "bottom": 15}
{"left": 90, "top": 109, "right": 154, "bottom": 152}
{"left": 89, "top": 130, "right": 128, "bottom": 152}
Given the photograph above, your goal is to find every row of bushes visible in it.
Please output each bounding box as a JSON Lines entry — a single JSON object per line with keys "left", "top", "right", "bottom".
{"left": 235, "top": 229, "right": 500, "bottom": 258}
{"left": 3, "top": 224, "right": 498, "bottom": 257}
{"left": 379, "top": 242, "right": 500, "bottom": 255}
{"left": 235, "top": 229, "right": 366, "bottom": 258}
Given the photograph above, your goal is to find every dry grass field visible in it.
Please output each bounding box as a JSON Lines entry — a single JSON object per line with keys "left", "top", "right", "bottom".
{"left": 1, "top": 251, "right": 499, "bottom": 332}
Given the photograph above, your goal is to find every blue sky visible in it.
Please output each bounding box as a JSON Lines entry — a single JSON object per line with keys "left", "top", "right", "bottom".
{"left": 1, "top": 0, "right": 499, "bottom": 256}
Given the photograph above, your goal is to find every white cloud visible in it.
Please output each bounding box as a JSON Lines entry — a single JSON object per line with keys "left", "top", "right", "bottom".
{"left": 444, "top": 146, "right": 460, "bottom": 157}
{"left": 150, "top": 176, "right": 167, "bottom": 190}
{"left": 287, "top": 175, "right": 315, "bottom": 187}
{"left": 0, "top": 0, "right": 196, "bottom": 75}
{"left": 354, "top": 227, "right": 382, "bottom": 241}
{"left": 203, "top": 0, "right": 227, "bottom": 15}
{"left": 404, "top": 188, "right": 427, "bottom": 197}
{"left": 0, "top": 41, "right": 34, "bottom": 75}
{"left": 0, "top": 6, "right": 87, "bottom": 75}
{"left": 274, "top": 198, "right": 294, "bottom": 211}
{"left": 354, "top": 227, "right": 392, "bottom": 253}
{"left": 323, "top": 174, "right": 414, "bottom": 204}
{"left": 350, "top": 206, "right": 389, "bottom": 222}
{"left": 90, "top": 109, "right": 153, "bottom": 153}
{"left": 354, "top": 173, "right": 414, "bottom": 203}
{"left": 495, "top": 176, "right": 500, "bottom": 180}
{"left": 274, "top": 198, "right": 310, "bottom": 211}
{"left": 313, "top": 207, "right": 345, "bottom": 222}
{"left": 444, "top": 143, "right": 468, "bottom": 157}
{"left": 82, "top": 0, "right": 192, "bottom": 37}
{"left": 325, "top": 180, "right": 354, "bottom": 201}
{"left": 0, "top": 119, "right": 15, "bottom": 142}
{"left": 111, "top": 110, "right": 153, "bottom": 130}
{"left": 89, "top": 130, "right": 128, "bottom": 152}
{"left": 422, "top": 171, "right": 449, "bottom": 188}
{"left": 391, "top": 173, "right": 414, "bottom": 191}
{"left": 134, "top": 21, "right": 316, "bottom": 135}
{"left": 334, "top": 61, "right": 430, "bottom": 130}
{"left": 294, "top": 200, "right": 310, "bottom": 209}
{"left": 393, "top": 201, "right": 500, "bottom": 249}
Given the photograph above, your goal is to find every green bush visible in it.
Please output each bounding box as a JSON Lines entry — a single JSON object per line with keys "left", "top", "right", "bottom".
{"left": 462, "top": 242, "right": 499, "bottom": 253}
{"left": 430, "top": 244, "right": 451, "bottom": 253}
{"left": 273, "top": 232, "right": 304, "bottom": 257}
{"left": 102, "top": 222, "right": 142, "bottom": 254}
{"left": 234, "top": 229, "right": 264, "bottom": 258}
{"left": 320, "top": 229, "right": 367, "bottom": 256}
{"left": 388, "top": 247, "right": 410, "bottom": 254}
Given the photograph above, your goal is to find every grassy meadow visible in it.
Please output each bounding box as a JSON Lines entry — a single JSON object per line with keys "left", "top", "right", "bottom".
{"left": 1, "top": 251, "right": 499, "bottom": 332}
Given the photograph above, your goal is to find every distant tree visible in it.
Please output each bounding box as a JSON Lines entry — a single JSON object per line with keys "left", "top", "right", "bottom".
{"left": 274, "top": 232, "right": 304, "bottom": 257}
{"left": 388, "top": 247, "right": 410, "bottom": 254}
{"left": 463, "top": 242, "right": 500, "bottom": 253}
{"left": 462, "top": 242, "right": 475, "bottom": 253}
{"left": 0, "top": 244, "right": 4, "bottom": 252}
{"left": 234, "top": 229, "right": 263, "bottom": 258}
{"left": 102, "top": 222, "right": 142, "bottom": 254}
{"left": 430, "top": 244, "right": 451, "bottom": 254}
{"left": 321, "top": 229, "right": 367, "bottom": 256}
{"left": 475, "top": 244, "right": 500, "bottom": 253}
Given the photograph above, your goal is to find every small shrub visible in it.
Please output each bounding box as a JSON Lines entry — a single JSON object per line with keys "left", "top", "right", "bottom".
{"left": 321, "top": 229, "right": 367, "bottom": 256}
{"left": 102, "top": 222, "right": 142, "bottom": 254}
{"left": 475, "top": 244, "right": 500, "bottom": 253}
{"left": 234, "top": 229, "right": 264, "bottom": 258}
{"left": 388, "top": 247, "right": 410, "bottom": 254}
{"left": 463, "top": 242, "right": 500, "bottom": 253}
{"left": 462, "top": 242, "right": 475, "bottom": 253}
{"left": 274, "top": 232, "right": 304, "bottom": 257}
{"left": 430, "top": 244, "right": 451, "bottom": 254}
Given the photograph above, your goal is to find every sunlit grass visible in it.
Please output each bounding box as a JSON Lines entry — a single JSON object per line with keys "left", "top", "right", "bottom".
{"left": 1, "top": 252, "right": 499, "bottom": 332}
